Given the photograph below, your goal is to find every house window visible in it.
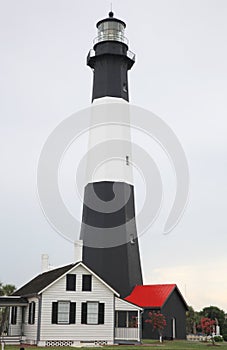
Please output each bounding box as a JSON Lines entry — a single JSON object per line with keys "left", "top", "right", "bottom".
{"left": 87, "top": 302, "right": 98, "bottom": 324}
{"left": 82, "top": 275, "right": 92, "bottom": 291}
{"left": 66, "top": 274, "right": 76, "bottom": 291}
{"left": 28, "top": 302, "right": 36, "bottom": 324}
{"left": 81, "top": 302, "right": 105, "bottom": 325}
{"left": 52, "top": 301, "right": 76, "bottom": 324}
{"left": 115, "top": 311, "right": 138, "bottom": 328}
{"left": 58, "top": 301, "right": 70, "bottom": 324}
{"left": 11, "top": 306, "right": 17, "bottom": 325}
{"left": 116, "top": 311, "right": 127, "bottom": 327}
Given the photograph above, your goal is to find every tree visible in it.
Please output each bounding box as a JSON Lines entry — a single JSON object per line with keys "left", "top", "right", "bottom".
{"left": 198, "top": 317, "right": 216, "bottom": 345}
{"left": 199, "top": 317, "right": 216, "bottom": 335}
{"left": 0, "top": 282, "right": 16, "bottom": 335}
{"left": 145, "top": 311, "right": 167, "bottom": 342}
{"left": 186, "top": 306, "right": 201, "bottom": 334}
{"left": 0, "top": 284, "right": 16, "bottom": 296}
{"left": 200, "top": 306, "right": 225, "bottom": 333}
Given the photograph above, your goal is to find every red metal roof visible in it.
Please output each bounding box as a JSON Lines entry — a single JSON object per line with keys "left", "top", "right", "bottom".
{"left": 125, "top": 284, "right": 176, "bottom": 308}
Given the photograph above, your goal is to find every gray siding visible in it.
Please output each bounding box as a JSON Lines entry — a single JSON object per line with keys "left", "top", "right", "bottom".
{"left": 162, "top": 289, "right": 187, "bottom": 339}
{"left": 142, "top": 289, "right": 187, "bottom": 340}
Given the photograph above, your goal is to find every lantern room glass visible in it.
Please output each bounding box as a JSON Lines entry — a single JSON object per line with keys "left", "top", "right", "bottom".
{"left": 94, "top": 20, "right": 128, "bottom": 45}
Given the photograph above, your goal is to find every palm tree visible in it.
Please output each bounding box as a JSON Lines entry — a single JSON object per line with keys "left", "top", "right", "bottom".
{"left": 0, "top": 282, "right": 16, "bottom": 335}
{"left": 1, "top": 284, "right": 16, "bottom": 296}
{"left": 0, "top": 282, "right": 4, "bottom": 296}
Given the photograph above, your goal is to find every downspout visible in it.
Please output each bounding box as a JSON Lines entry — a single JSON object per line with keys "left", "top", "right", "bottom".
{"left": 113, "top": 295, "right": 115, "bottom": 344}
{"left": 20, "top": 307, "right": 24, "bottom": 339}
{"left": 36, "top": 294, "right": 42, "bottom": 345}
{"left": 139, "top": 309, "right": 144, "bottom": 343}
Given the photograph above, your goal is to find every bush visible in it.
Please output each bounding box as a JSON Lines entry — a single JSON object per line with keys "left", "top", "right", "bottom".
{"left": 222, "top": 333, "right": 227, "bottom": 341}
{"left": 213, "top": 335, "right": 223, "bottom": 342}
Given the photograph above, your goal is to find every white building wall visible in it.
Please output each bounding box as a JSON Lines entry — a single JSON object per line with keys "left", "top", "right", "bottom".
{"left": 114, "top": 297, "right": 142, "bottom": 342}
{"left": 8, "top": 307, "right": 22, "bottom": 336}
{"left": 115, "top": 297, "right": 142, "bottom": 311}
{"left": 39, "top": 265, "right": 115, "bottom": 344}
{"left": 23, "top": 297, "right": 39, "bottom": 344}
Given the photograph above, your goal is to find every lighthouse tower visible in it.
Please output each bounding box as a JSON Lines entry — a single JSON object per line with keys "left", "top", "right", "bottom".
{"left": 80, "top": 12, "right": 143, "bottom": 298}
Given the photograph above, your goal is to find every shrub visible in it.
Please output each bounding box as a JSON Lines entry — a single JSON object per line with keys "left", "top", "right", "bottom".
{"left": 213, "top": 335, "right": 223, "bottom": 342}
{"left": 222, "top": 333, "right": 227, "bottom": 341}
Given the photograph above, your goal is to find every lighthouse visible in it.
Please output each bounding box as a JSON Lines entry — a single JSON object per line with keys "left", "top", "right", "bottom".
{"left": 80, "top": 12, "right": 143, "bottom": 298}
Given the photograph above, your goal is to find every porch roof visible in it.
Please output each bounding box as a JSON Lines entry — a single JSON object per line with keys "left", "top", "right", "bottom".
{"left": 0, "top": 296, "right": 28, "bottom": 307}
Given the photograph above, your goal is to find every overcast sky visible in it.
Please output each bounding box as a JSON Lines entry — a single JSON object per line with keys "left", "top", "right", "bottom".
{"left": 1, "top": 0, "right": 227, "bottom": 312}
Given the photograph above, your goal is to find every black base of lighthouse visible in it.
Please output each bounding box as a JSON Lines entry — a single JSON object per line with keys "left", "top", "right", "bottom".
{"left": 80, "top": 181, "right": 143, "bottom": 297}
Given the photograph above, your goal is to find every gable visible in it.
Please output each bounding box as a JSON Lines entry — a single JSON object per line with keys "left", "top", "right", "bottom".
{"left": 13, "top": 262, "right": 119, "bottom": 297}
{"left": 115, "top": 297, "right": 142, "bottom": 311}
{"left": 161, "top": 286, "right": 188, "bottom": 311}
{"left": 42, "top": 263, "right": 118, "bottom": 296}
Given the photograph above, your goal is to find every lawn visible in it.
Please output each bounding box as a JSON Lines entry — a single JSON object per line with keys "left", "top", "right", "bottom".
{"left": 4, "top": 340, "right": 227, "bottom": 350}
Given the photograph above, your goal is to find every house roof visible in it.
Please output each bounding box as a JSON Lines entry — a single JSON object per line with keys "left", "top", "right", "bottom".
{"left": 0, "top": 296, "right": 28, "bottom": 307}
{"left": 125, "top": 284, "right": 181, "bottom": 308}
{"left": 14, "top": 263, "right": 78, "bottom": 297}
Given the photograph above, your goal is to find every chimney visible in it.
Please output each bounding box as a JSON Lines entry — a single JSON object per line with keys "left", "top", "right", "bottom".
{"left": 41, "top": 254, "right": 49, "bottom": 273}
{"left": 74, "top": 240, "right": 83, "bottom": 261}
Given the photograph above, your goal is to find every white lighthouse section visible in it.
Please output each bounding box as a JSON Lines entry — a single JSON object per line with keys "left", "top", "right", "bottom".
{"left": 85, "top": 96, "right": 134, "bottom": 185}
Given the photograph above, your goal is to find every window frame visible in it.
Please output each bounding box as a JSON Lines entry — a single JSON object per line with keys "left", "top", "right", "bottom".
{"left": 115, "top": 310, "right": 138, "bottom": 328}
{"left": 57, "top": 301, "right": 70, "bottom": 324}
{"left": 82, "top": 274, "right": 92, "bottom": 291}
{"left": 81, "top": 302, "right": 105, "bottom": 325}
{"left": 11, "top": 306, "right": 17, "bottom": 325}
{"left": 51, "top": 301, "right": 76, "bottom": 325}
{"left": 66, "top": 274, "right": 76, "bottom": 291}
{"left": 28, "top": 301, "right": 36, "bottom": 325}
{"left": 87, "top": 301, "right": 99, "bottom": 325}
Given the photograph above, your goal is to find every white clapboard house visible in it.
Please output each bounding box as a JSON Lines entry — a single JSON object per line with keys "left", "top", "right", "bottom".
{"left": 0, "top": 262, "right": 141, "bottom": 346}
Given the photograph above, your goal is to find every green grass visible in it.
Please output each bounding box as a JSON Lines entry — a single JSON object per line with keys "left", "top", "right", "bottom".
{"left": 4, "top": 341, "right": 227, "bottom": 350}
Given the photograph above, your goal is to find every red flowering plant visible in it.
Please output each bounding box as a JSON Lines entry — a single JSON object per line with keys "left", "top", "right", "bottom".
{"left": 199, "top": 317, "right": 216, "bottom": 335}
{"left": 129, "top": 315, "right": 138, "bottom": 328}
{"left": 198, "top": 317, "right": 216, "bottom": 344}
{"left": 145, "top": 311, "right": 167, "bottom": 342}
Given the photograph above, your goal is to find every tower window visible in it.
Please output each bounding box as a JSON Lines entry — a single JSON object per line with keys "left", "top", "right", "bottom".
{"left": 126, "top": 155, "right": 129, "bottom": 166}
{"left": 130, "top": 234, "right": 135, "bottom": 244}
{"left": 82, "top": 275, "right": 92, "bottom": 291}
{"left": 123, "top": 83, "right": 127, "bottom": 92}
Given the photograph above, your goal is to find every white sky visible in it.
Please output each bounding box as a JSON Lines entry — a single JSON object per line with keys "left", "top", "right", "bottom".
{"left": 0, "top": 0, "right": 227, "bottom": 312}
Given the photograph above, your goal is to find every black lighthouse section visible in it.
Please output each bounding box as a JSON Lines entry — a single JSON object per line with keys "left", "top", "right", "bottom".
{"left": 80, "top": 182, "right": 143, "bottom": 298}
{"left": 87, "top": 13, "right": 135, "bottom": 102}
{"left": 80, "top": 13, "right": 143, "bottom": 298}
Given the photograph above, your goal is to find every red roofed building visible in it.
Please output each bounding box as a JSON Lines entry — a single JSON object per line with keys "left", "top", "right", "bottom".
{"left": 125, "top": 284, "right": 188, "bottom": 340}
